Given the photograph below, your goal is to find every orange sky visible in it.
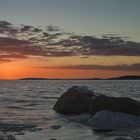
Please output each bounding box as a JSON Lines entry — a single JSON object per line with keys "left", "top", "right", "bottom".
{"left": 0, "top": 0, "right": 140, "bottom": 80}
{"left": 0, "top": 56, "right": 140, "bottom": 79}
{"left": 0, "top": 21, "right": 140, "bottom": 80}
{"left": 0, "top": 64, "right": 139, "bottom": 80}
{"left": 1, "top": 66, "right": 140, "bottom": 80}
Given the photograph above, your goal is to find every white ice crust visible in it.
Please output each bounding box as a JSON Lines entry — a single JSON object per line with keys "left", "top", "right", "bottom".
{"left": 88, "top": 110, "right": 140, "bottom": 129}
{"left": 76, "top": 86, "right": 92, "bottom": 94}
{"left": 68, "top": 110, "right": 140, "bottom": 130}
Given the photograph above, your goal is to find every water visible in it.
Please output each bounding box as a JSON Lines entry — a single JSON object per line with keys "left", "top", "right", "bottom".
{"left": 0, "top": 80, "right": 140, "bottom": 140}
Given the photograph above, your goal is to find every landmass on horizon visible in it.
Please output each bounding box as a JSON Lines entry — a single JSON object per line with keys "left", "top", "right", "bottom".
{"left": 19, "top": 75, "right": 140, "bottom": 80}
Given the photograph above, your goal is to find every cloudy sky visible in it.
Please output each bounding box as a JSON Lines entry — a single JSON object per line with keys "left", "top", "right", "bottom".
{"left": 0, "top": 0, "right": 140, "bottom": 79}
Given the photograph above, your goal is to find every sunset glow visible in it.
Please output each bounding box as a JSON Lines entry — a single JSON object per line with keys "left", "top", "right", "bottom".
{"left": 0, "top": 0, "right": 140, "bottom": 79}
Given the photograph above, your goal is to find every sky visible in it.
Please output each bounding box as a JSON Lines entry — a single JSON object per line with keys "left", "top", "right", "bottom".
{"left": 0, "top": 0, "right": 140, "bottom": 79}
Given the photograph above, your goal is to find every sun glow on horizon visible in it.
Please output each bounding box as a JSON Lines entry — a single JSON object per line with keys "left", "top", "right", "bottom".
{"left": 0, "top": 62, "right": 29, "bottom": 79}
{"left": 0, "top": 0, "right": 140, "bottom": 79}
{"left": 0, "top": 56, "right": 140, "bottom": 80}
{"left": 1, "top": 61, "right": 140, "bottom": 80}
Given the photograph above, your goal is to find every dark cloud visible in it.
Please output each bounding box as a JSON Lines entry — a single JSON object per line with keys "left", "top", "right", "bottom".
{"left": 0, "top": 21, "right": 74, "bottom": 61}
{"left": 20, "top": 25, "right": 34, "bottom": 32}
{"left": 0, "top": 20, "right": 140, "bottom": 63}
{"left": 0, "top": 21, "right": 12, "bottom": 29}
{"left": 33, "top": 28, "right": 43, "bottom": 33}
{"left": 48, "top": 38, "right": 81, "bottom": 47}
{"left": 46, "top": 25, "right": 60, "bottom": 32}
{"left": 0, "top": 54, "right": 28, "bottom": 62}
{"left": 0, "top": 20, "right": 16, "bottom": 34}
{"left": 36, "top": 63, "right": 140, "bottom": 71}
{"left": 0, "top": 37, "right": 46, "bottom": 57}
{"left": 0, "top": 58, "right": 11, "bottom": 62}
{"left": 56, "top": 35, "right": 140, "bottom": 56}
{"left": 43, "top": 32, "right": 49, "bottom": 37}
{"left": 0, "top": 36, "right": 75, "bottom": 60}
{"left": 80, "top": 56, "right": 90, "bottom": 59}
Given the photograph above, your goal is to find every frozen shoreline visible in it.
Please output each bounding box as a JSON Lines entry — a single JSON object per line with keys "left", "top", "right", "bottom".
{"left": 0, "top": 80, "right": 140, "bottom": 140}
{"left": 0, "top": 111, "right": 140, "bottom": 140}
{"left": 66, "top": 110, "right": 140, "bottom": 130}
{"left": 0, "top": 123, "right": 39, "bottom": 140}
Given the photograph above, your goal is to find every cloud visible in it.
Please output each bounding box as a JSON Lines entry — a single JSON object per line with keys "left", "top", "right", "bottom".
{"left": 0, "top": 20, "right": 18, "bottom": 35}
{"left": 0, "top": 54, "right": 27, "bottom": 62}
{"left": 0, "top": 20, "right": 140, "bottom": 63}
{"left": 46, "top": 25, "right": 60, "bottom": 32}
{"left": 0, "top": 21, "right": 75, "bottom": 61}
{"left": 52, "top": 35, "right": 140, "bottom": 56}
{"left": 0, "top": 36, "right": 75, "bottom": 61}
{"left": 0, "top": 20, "right": 12, "bottom": 30}
{"left": 20, "top": 25, "right": 34, "bottom": 32}
{"left": 36, "top": 63, "right": 140, "bottom": 71}
{"left": 0, "top": 37, "right": 46, "bottom": 60}
{"left": 0, "top": 58, "right": 11, "bottom": 62}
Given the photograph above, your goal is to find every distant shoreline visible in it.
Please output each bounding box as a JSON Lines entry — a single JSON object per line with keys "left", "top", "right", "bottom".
{"left": 19, "top": 76, "right": 140, "bottom": 80}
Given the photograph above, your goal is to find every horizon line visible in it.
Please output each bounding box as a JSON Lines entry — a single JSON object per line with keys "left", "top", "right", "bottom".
{"left": 0, "top": 75, "right": 140, "bottom": 80}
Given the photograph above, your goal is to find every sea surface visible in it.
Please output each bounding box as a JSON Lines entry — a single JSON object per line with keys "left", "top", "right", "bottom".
{"left": 0, "top": 80, "right": 140, "bottom": 140}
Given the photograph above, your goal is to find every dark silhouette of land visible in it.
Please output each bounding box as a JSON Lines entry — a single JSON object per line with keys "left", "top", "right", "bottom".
{"left": 19, "top": 75, "right": 140, "bottom": 80}
{"left": 108, "top": 75, "right": 140, "bottom": 80}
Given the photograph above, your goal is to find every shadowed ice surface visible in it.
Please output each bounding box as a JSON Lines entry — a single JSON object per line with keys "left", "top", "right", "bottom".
{"left": 0, "top": 80, "right": 140, "bottom": 140}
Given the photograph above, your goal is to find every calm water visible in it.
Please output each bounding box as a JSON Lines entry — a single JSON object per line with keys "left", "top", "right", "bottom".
{"left": 0, "top": 80, "right": 140, "bottom": 140}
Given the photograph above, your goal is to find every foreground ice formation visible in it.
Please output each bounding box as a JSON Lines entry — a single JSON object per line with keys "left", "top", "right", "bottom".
{"left": 66, "top": 110, "right": 140, "bottom": 130}
{"left": 87, "top": 110, "right": 140, "bottom": 130}
{"left": 54, "top": 86, "right": 140, "bottom": 130}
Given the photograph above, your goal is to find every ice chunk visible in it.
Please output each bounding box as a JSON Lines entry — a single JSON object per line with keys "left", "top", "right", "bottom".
{"left": 87, "top": 110, "right": 140, "bottom": 130}
{"left": 76, "top": 86, "right": 93, "bottom": 94}
{"left": 77, "top": 86, "right": 88, "bottom": 93}
{"left": 67, "top": 114, "right": 91, "bottom": 123}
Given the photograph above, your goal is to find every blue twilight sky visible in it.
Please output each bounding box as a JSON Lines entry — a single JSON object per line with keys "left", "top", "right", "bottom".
{"left": 0, "top": 0, "right": 140, "bottom": 41}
